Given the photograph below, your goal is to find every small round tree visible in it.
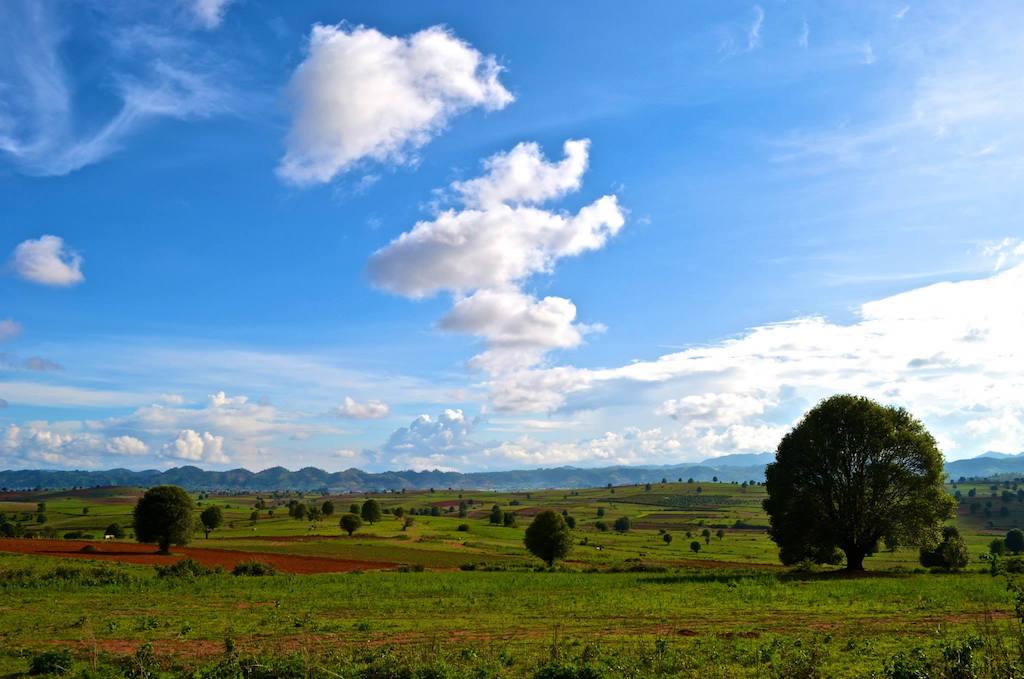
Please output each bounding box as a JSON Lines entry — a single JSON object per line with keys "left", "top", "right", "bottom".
{"left": 321, "top": 500, "right": 335, "bottom": 517}
{"left": 613, "top": 516, "right": 631, "bottom": 533}
{"left": 105, "top": 523, "right": 125, "bottom": 539}
{"left": 524, "top": 510, "right": 572, "bottom": 567}
{"left": 690, "top": 541, "right": 701, "bottom": 554}
{"left": 489, "top": 505, "right": 504, "bottom": 525}
{"left": 361, "top": 499, "right": 382, "bottom": 525}
{"left": 663, "top": 533, "right": 673, "bottom": 545}
{"left": 1006, "top": 529, "right": 1024, "bottom": 554}
{"left": 200, "top": 505, "right": 223, "bottom": 538}
{"left": 701, "top": 528, "right": 711, "bottom": 544}
{"left": 340, "top": 513, "right": 362, "bottom": 536}
{"left": 133, "top": 485, "right": 194, "bottom": 554}
{"left": 763, "top": 395, "right": 954, "bottom": 571}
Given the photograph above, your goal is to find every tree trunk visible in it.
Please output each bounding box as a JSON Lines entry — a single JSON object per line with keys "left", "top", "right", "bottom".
{"left": 844, "top": 549, "right": 865, "bottom": 572}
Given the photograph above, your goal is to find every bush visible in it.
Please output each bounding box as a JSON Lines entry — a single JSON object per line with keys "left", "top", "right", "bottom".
{"left": 613, "top": 517, "right": 631, "bottom": 533}
{"left": 457, "top": 524, "right": 470, "bottom": 532}
{"left": 1007, "top": 529, "right": 1024, "bottom": 554}
{"left": 340, "top": 513, "right": 362, "bottom": 536}
{"left": 232, "top": 560, "right": 277, "bottom": 576}
{"left": 29, "top": 648, "right": 74, "bottom": 676}
{"left": 155, "top": 558, "right": 219, "bottom": 579}
{"left": 919, "top": 527, "right": 969, "bottom": 570}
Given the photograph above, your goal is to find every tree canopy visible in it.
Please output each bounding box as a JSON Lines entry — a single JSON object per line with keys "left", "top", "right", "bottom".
{"left": 361, "top": 499, "right": 382, "bottom": 524}
{"left": 340, "top": 513, "right": 362, "bottom": 536}
{"left": 133, "top": 485, "right": 194, "bottom": 553}
{"left": 763, "top": 394, "right": 954, "bottom": 571}
{"left": 200, "top": 505, "right": 223, "bottom": 538}
{"left": 523, "top": 510, "right": 572, "bottom": 566}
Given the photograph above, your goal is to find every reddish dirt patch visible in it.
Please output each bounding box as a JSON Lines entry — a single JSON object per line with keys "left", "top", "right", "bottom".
{"left": 0, "top": 538, "right": 394, "bottom": 574}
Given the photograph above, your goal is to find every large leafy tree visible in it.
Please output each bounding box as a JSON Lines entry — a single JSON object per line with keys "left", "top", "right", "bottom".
{"left": 133, "top": 486, "right": 195, "bottom": 554}
{"left": 523, "top": 510, "right": 572, "bottom": 567}
{"left": 763, "top": 395, "right": 954, "bottom": 571}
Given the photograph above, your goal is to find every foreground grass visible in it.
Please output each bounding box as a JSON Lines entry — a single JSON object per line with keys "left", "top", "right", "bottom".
{"left": 0, "top": 552, "right": 1017, "bottom": 677}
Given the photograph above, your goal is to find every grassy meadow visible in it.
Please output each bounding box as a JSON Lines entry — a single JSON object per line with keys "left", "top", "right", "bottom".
{"left": 2, "top": 479, "right": 1024, "bottom": 677}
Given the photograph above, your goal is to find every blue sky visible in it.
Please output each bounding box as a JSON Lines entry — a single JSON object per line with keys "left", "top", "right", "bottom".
{"left": 2, "top": 0, "right": 1023, "bottom": 472}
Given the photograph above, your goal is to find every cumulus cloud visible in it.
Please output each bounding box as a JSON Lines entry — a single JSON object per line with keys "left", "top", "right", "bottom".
{"left": 0, "top": 423, "right": 108, "bottom": 467}
{"left": 106, "top": 435, "right": 148, "bottom": 456}
{"left": 161, "top": 429, "right": 228, "bottom": 463}
{"left": 188, "top": 0, "right": 233, "bottom": 29}
{"left": 277, "top": 24, "right": 512, "bottom": 185}
{"left": 382, "top": 409, "right": 475, "bottom": 470}
{"left": 11, "top": 235, "right": 84, "bottom": 286}
{"left": 0, "top": 319, "right": 21, "bottom": 341}
{"left": 333, "top": 396, "right": 390, "bottom": 420}
{"left": 369, "top": 141, "right": 621, "bottom": 298}
{"left": 440, "top": 288, "right": 603, "bottom": 374}
{"left": 483, "top": 262, "right": 1024, "bottom": 460}
{"left": 657, "top": 391, "right": 776, "bottom": 426}
{"left": 369, "top": 139, "right": 623, "bottom": 373}
{"left": 452, "top": 139, "right": 590, "bottom": 209}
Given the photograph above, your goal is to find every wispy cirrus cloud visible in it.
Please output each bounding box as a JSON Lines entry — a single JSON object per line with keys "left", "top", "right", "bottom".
{"left": 0, "top": 1, "right": 236, "bottom": 176}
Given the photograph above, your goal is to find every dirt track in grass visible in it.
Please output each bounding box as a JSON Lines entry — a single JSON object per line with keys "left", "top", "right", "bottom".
{"left": 0, "top": 538, "right": 394, "bottom": 574}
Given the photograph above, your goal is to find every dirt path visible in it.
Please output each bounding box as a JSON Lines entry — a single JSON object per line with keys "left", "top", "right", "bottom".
{"left": 0, "top": 538, "right": 394, "bottom": 574}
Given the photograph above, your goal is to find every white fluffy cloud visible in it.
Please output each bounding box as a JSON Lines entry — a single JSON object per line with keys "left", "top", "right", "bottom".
{"left": 277, "top": 24, "right": 512, "bottom": 185}
{"left": 452, "top": 139, "right": 590, "bottom": 209}
{"left": 333, "top": 396, "right": 390, "bottom": 420}
{"left": 369, "top": 141, "right": 621, "bottom": 297}
{"left": 382, "top": 409, "right": 475, "bottom": 470}
{"left": 11, "top": 235, "right": 84, "bottom": 286}
{"left": 440, "top": 288, "right": 601, "bottom": 374}
{"left": 483, "top": 262, "right": 1024, "bottom": 460}
{"left": 106, "top": 435, "right": 148, "bottom": 456}
{"left": 188, "top": 0, "right": 233, "bottom": 29}
{"left": 369, "top": 139, "right": 623, "bottom": 372}
{"left": 161, "top": 429, "right": 228, "bottom": 463}
{"left": 0, "top": 423, "right": 148, "bottom": 467}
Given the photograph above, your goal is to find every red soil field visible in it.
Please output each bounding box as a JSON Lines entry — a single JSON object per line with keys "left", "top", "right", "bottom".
{"left": 0, "top": 538, "right": 394, "bottom": 574}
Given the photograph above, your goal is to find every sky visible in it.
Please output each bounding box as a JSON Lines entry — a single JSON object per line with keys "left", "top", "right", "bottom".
{"left": 2, "top": 0, "right": 1023, "bottom": 473}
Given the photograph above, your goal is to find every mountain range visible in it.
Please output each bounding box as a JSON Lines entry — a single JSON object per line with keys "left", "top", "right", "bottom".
{"left": 0, "top": 451, "right": 1018, "bottom": 492}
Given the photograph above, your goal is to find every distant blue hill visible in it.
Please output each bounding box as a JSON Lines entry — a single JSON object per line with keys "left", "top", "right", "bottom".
{"left": 700, "top": 452, "right": 776, "bottom": 467}
{"left": 0, "top": 461, "right": 766, "bottom": 492}
{"left": 946, "top": 451, "right": 1024, "bottom": 480}
{"left": 2, "top": 449, "right": 1021, "bottom": 492}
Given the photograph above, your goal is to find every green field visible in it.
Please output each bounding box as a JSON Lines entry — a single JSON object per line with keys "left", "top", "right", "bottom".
{"left": 2, "top": 480, "right": 1024, "bottom": 677}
